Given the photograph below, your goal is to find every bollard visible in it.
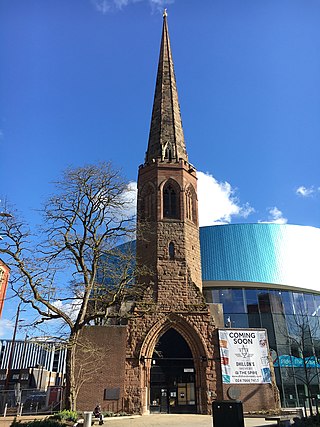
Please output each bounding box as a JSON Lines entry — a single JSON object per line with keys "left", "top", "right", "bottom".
{"left": 83, "top": 411, "right": 92, "bottom": 427}
{"left": 18, "top": 404, "right": 23, "bottom": 417}
{"left": 3, "top": 403, "right": 7, "bottom": 417}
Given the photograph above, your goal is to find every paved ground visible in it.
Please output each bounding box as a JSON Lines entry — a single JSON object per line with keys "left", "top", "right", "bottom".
{"left": 91, "top": 414, "right": 277, "bottom": 427}
{"left": 0, "top": 415, "right": 48, "bottom": 427}
{"left": 0, "top": 414, "right": 278, "bottom": 427}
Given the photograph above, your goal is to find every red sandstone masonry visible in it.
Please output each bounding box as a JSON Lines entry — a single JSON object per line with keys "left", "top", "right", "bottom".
{"left": 76, "top": 326, "right": 127, "bottom": 413}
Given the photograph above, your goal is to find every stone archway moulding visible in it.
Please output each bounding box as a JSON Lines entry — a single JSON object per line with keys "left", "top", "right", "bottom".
{"left": 139, "top": 313, "right": 209, "bottom": 362}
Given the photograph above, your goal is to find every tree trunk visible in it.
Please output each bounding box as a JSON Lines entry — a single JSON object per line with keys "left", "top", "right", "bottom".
{"left": 64, "top": 331, "right": 80, "bottom": 411}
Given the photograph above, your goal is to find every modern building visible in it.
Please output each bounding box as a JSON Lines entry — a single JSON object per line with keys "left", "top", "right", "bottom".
{"left": 0, "top": 339, "right": 66, "bottom": 389}
{"left": 201, "top": 222, "right": 320, "bottom": 407}
{"left": 0, "top": 339, "right": 66, "bottom": 412}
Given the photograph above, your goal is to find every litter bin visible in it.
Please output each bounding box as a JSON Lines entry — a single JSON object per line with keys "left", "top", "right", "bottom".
{"left": 83, "top": 411, "right": 92, "bottom": 427}
{"left": 212, "top": 400, "right": 244, "bottom": 427}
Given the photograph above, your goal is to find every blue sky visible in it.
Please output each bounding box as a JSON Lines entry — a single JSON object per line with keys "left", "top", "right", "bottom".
{"left": 1, "top": 0, "right": 320, "bottom": 337}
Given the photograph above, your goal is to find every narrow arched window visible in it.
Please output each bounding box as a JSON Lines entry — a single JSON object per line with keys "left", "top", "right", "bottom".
{"left": 163, "top": 183, "right": 178, "bottom": 218}
{"left": 185, "top": 185, "right": 196, "bottom": 223}
{"left": 169, "top": 242, "right": 175, "bottom": 260}
{"left": 186, "top": 189, "right": 192, "bottom": 221}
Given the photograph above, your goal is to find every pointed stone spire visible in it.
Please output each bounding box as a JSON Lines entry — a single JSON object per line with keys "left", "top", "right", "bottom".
{"left": 145, "top": 11, "right": 188, "bottom": 164}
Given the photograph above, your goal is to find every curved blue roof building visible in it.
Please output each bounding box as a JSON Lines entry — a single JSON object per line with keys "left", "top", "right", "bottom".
{"left": 200, "top": 223, "right": 320, "bottom": 293}
{"left": 200, "top": 223, "right": 320, "bottom": 408}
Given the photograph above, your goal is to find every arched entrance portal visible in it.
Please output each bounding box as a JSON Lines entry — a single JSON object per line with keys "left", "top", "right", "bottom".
{"left": 150, "top": 328, "right": 197, "bottom": 414}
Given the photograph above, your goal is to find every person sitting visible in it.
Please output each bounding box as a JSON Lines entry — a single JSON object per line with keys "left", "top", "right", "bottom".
{"left": 93, "top": 405, "right": 103, "bottom": 425}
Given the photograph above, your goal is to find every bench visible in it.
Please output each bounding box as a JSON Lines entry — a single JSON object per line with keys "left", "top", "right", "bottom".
{"left": 265, "top": 408, "right": 304, "bottom": 426}
{"left": 92, "top": 416, "right": 104, "bottom": 425}
{"left": 78, "top": 415, "right": 104, "bottom": 426}
{"left": 265, "top": 415, "right": 292, "bottom": 426}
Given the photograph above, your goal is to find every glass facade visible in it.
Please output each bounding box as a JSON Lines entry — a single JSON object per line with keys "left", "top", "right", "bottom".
{"left": 204, "top": 287, "right": 320, "bottom": 407}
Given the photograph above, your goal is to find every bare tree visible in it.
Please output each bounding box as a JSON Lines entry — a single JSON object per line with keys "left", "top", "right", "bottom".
{"left": 0, "top": 163, "right": 144, "bottom": 410}
{"left": 274, "top": 303, "right": 320, "bottom": 416}
{"left": 287, "top": 312, "right": 320, "bottom": 416}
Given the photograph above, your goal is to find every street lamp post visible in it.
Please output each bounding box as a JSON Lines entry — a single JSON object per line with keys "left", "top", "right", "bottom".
{"left": 4, "top": 303, "right": 21, "bottom": 390}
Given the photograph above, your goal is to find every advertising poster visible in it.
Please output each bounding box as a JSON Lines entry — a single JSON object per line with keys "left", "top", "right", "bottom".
{"left": 218, "top": 329, "right": 271, "bottom": 384}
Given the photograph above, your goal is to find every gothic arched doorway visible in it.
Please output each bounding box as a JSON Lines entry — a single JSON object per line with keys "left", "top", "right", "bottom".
{"left": 150, "top": 328, "right": 197, "bottom": 414}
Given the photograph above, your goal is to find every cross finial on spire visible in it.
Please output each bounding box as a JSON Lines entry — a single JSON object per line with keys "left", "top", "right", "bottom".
{"left": 163, "top": 8, "right": 167, "bottom": 18}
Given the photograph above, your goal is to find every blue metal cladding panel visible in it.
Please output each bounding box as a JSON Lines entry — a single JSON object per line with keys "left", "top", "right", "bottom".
{"left": 199, "top": 223, "right": 320, "bottom": 290}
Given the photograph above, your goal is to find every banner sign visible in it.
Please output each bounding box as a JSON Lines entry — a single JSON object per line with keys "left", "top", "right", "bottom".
{"left": 273, "top": 354, "right": 320, "bottom": 368}
{"left": 218, "top": 329, "right": 271, "bottom": 384}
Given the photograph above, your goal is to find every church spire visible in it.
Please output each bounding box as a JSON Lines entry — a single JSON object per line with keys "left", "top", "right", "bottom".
{"left": 145, "top": 11, "right": 188, "bottom": 164}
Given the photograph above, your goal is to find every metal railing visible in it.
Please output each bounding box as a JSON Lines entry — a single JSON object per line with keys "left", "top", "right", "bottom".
{"left": 0, "top": 388, "right": 64, "bottom": 416}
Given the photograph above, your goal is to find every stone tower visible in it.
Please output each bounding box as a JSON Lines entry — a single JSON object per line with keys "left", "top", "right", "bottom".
{"left": 136, "top": 10, "right": 202, "bottom": 302}
{"left": 124, "top": 12, "right": 219, "bottom": 414}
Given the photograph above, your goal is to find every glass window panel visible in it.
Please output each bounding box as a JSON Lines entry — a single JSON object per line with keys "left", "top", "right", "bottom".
{"left": 314, "top": 344, "right": 320, "bottom": 359}
{"left": 248, "top": 313, "right": 261, "bottom": 328}
{"left": 280, "top": 366, "right": 296, "bottom": 384}
{"left": 245, "top": 289, "right": 259, "bottom": 304}
{"left": 296, "top": 384, "right": 307, "bottom": 407}
{"left": 213, "top": 289, "right": 221, "bottom": 303}
{"left": 258, "top": 293, "right": 272, "bottom": 313}
{"left": 273, "top": 314, "right": 290, "bottom": 347}
{"left": 220, "top": 289, "right": 245, "bottom": 313}
{"left": 245, "top": 289, "right": 259, "bottom": 314}
{"left": 310, "top": 384, "right": 320, "bottom": 397}
{"left": 304, "top": 293, "right": 316, "bottom": 316}
{"left": 286, "top": 314, "right": 308, "bottom": 340}
{"left": 308, "top": 316, "right": 320, "bottom": 340}
{"left": 293, "top": 293, "right": 305, "bottom": 315}
{"left": 210, "top": 289, "right": 220, "bottom": 304}
{"left": 269, "top": 290, "right": 285, "bottom": 314}
{"left": 223, "top": 313, "right": 248, "bottom": 328}
{"left": 314, "top": 295, "right": 320, "bottom": 317}
{"left": 260, "top": 313, "right": 276, "bottom": 346}
{"left": 274, "top": 367, "right": 281, "bottom": 384}
{"left": 281, "top": 292, "right": 294, "bottom": 315}
{"left": 277, "top": 345, "right": 291, "bottom": 357}
{"left": 282, "top": 383, "right": 298, "bottom": 407}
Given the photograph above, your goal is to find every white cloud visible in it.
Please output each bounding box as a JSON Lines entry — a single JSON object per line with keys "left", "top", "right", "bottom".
{"left": 115, "top": 0, "right": 130, "bottom": 7}
{"left": 197, "top": 171, "right": 254, "bottom": 226}
{"left": 0, "top": 318, "right": 14, "bottom": 339}
{"left": 92, "top": 0, "right": 173, "bottom": 14}
{"left": 259, "top": 207, "right": 288, "bottom": 225}
{"left": 296, "top": 186, "right": 315, "bottom": 197}
{"left": 149, "top": 0, "right": 174, "bottom": 12}
{"left": 93, "top": 0, "right": 111, "bottom": 14}
{"left": 52, "top": 299, "right": 82, "bottom": 322}
{"left": 121, "top": 181, "right": 138, "bottom": 218}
